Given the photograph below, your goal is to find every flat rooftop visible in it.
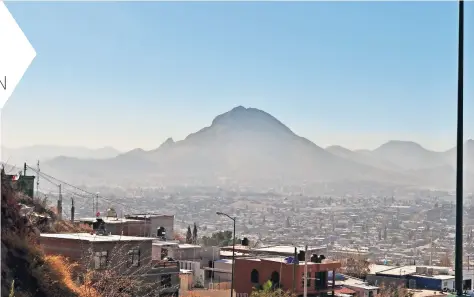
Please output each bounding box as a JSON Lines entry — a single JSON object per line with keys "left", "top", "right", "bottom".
{"left": 253, "top": 245, "right": 326, "bottom": 254}
{"left": 178, "top": 244, "right": 202, "bottom": 249}
{"left": 78, "top": 217, "right": 143, "bottom": 224}
{"left": 240, "top": 257, "right": 340, "bottom": 266}
{"left": 152, "top": 241, "right": 180, "bottom": 247}
{"left": 40, "top": 233, "right": 154, "bottom": 242}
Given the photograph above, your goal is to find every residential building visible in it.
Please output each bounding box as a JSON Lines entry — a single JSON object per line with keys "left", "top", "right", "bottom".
{"left": 365, "top": 265, "right": 473, "bottom": 292}
{"left": 234, "top": 256, "right": 341, "bottom": 297}
{"left": 78, "top": 212, "right": 175, "bottom": 240}
{"left": 152, "top": 241, "right": 219, "bottom": 288}
{"left": 39, "top": 232, "right": 180, "bottom": 297}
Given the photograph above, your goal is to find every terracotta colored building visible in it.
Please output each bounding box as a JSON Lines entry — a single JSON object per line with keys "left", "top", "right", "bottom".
{"left": 235, "top": 257, "right": 341, "bottom": 297}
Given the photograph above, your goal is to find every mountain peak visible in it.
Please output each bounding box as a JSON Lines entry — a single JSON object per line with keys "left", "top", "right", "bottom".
{"left": 210, "top": 106, "right": 293, "bottom": 134}
{"left": 157, "top": 137, "right": 175, "bottom": 150}
{"left": 376, "top": 140, "right": 425, "bottom": 151}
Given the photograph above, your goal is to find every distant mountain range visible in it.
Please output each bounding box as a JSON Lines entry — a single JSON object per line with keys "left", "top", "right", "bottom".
{"left": 3, "top": 106, "right": 473, "bottom": 190}
{"left": 1, "top": 145, "right": 121, "bottom": 166}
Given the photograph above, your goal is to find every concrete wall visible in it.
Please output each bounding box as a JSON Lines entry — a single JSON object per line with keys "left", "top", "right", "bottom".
{"left": 214, "top": 260, "right": 232, "bottom": 282}
{"left": 174, "top": 248, "right": 200, "bottom": 261}
{"left": 103, "top": 215, "right": 174, "bottom": 240}
{"left": 179, "top": 260, "right": 205, "bottom": 287}
{"left": 150, "top": 215, "right": 175, "bottom": 240}
{"left": 40, "top": 236, "right": 153, "bottom": 274}
{"left": 343, "top": 286, "right": 377, "bottom": 297}
{"left": 105, "top": 221, "right": 149, "bottom": 237}
{"left": 39, "top": 235, "right": 181, "bottom": 295}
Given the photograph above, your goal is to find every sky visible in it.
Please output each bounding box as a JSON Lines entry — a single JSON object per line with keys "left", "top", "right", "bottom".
{"left": 1, "top": 1, "right": 473, "bottom": 152}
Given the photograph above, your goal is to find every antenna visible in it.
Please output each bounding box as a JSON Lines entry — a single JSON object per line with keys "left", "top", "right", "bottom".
{"left": 36, "top": 160, "right": 40, "bottom": 198}
{"left": 57, "top": 184, "right": 62, "bottom": 220}
{"left": 95, "top": 192, "right": 99, "bottom": 217}
{"left": 71, "top": 198, "right": 75, "bottom": 223}
{"left": 303, "top": 244, "right": 308, "bottom": 297}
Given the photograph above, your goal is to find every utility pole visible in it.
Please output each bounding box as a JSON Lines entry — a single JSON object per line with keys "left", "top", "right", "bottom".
{"left": 293, "top": 247, "right": 297, "bottom": 293}
{"left": 95, "top": 193, "right": 99, "bottom": 216}
{"left": 430, "top": 231, "right": 433, "bottom": 266}
{"left": 455, "top": 0, "right": 464, "bottom": 296}
{"left": 304, "top": 244, "right": 308, "bottom": 297}
{"left": 71, "top": 198, "right": 75, "bottom": 223}
{"left": 57, "top": 184, "right": 62, "bottom": 220}
{"left": 36, "top": 160, "right": 40, "bottom": 198}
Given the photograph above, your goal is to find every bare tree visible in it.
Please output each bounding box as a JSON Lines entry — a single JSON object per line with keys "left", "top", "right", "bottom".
{"left": 376, "top": 284, "right": 414, "bottom": 297}
{"left": 340, "top": 257, "right": 370, "bottom": 279}
{"left": 440, "top": 252, "right": 452, "bottom": 267}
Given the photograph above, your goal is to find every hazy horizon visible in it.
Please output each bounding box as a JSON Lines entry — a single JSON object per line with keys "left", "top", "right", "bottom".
{"left": 2, "top": 2, "right": 473, "bottom": 153}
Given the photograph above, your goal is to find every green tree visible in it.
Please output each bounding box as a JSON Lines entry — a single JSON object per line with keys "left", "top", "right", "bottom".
{"left": 201, "top": 231, "right": 233, "bottom": 246}
{"left": 192, "top": 223, "right": 198, "bottom": 244}
{"left": 250, "top": 281, "right": 295, "bottom": 297}
{"left": 186, "top": 226, "right": 192, "bottom": 244}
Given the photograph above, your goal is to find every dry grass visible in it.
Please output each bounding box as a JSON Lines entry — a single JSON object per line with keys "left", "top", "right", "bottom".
{"left": 44, "top": 255, "right": 101, "bottom": 297}
{"left": 49, "top": 221, "right": 92, "bottom": 233}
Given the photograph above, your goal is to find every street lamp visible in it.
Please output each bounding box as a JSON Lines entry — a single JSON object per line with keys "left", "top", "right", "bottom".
{"left": 217, "top": 212, "right": 236, "bottom": 297}
{"left": 455, "top": 0, "right": 464, "bottom": 296}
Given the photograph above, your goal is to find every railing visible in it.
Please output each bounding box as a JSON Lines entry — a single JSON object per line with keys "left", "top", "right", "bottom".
{"left": 152, "top": 260, "right": 179, "bottom": 268}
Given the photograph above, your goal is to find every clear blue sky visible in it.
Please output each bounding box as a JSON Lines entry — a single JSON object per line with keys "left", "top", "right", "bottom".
{"left": 2, "top": 1, "right": 473, "bottom": 151}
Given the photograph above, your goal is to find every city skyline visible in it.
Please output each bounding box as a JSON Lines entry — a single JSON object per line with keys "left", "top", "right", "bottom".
{"left": 2, "top": 1, "right": 473, "bottom": 151}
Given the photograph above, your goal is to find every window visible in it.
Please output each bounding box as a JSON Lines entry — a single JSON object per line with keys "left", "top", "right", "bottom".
{"left": 315, "top": 272, "right": 327, "bottom": 290}
{"left": 161, "top": 248, "right": 169, "bottom": 260}
{"left": 251, "top": 269, "right": 259, "bottom": 284}
{"left": 94, "top": 251, "right": 108, "bottom": 269}
{"left": 271, "top": 271, "right": 280, "bottom": 288}
{"left": 301, "top": 272, "right": 311, "bottom": 287}
{"left": 161, "top": 274, "right": 172, "bottom": 288}
{"left": 128, "top": 247, "right": 140, "bottom": 267}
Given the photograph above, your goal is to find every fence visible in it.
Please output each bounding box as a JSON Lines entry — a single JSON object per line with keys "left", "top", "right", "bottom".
{"left": 208, "top": 282, "right": 232, "bottom": 290}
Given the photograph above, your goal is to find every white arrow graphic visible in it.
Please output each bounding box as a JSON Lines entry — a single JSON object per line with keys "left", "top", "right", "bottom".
{"left": 0, "top": 1, "right": 36, "bottom": 109}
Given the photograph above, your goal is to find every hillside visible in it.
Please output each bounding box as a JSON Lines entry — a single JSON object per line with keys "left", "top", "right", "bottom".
{"left": 325, "top": 140, "right": 474, "bottom": 191}
{"left": 42, "top": 106, "right": 414, "bottom": 186}
{"left": 28, "top": 106, "right": 472, "bottom": 190}
{"left": 1, "top": 171, "right": 81, "bottom": 297}
{"left": 1, "top": 145, "right": 121, "bottom": 166}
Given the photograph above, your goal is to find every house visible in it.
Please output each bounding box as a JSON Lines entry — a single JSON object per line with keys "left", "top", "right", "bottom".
{"left": 1, "top": 165, "right": 35, "bottom": 198}
{"left": 78, "top": 212, "right": 175, "bottom": 241}
{"left": 152, "top": 241, "right": 219, "bottom": 288}
{"left": 234, "top": 256, "right": 341, "bottom": 297}
{"left": 365, "top": 265, "right": 473, "bottom": 292}
{"left": 39, "top": 232, "right": 180, "bottom": 297}
{"left": 336, "top": 277, "right": 379, "bottom": 297}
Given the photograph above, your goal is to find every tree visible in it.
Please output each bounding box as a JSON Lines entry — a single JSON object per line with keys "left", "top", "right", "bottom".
{"left": 192, "top": 223, "right": 198, "bottom": 244}
{"left": 376, "top": 284, "right": 414, "bottom": 297}
{"left": 201, "top": 231, "right": 233, "bottom": 247}
{"left": 250, "top": 280, "right": 295, "bottom": 297}
{"left": 440, "top": 252, "right": 452, "bottom": 267}
{"left": 186, "top": 226, "right": 192, "bottom": 244}
{"left": 341, "top": 257, "right": 370, "bottom": 279}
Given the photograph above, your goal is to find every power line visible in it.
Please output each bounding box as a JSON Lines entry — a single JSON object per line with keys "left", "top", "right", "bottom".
{"left": 26, "top": 165, "right": 145, "bottom": 214}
